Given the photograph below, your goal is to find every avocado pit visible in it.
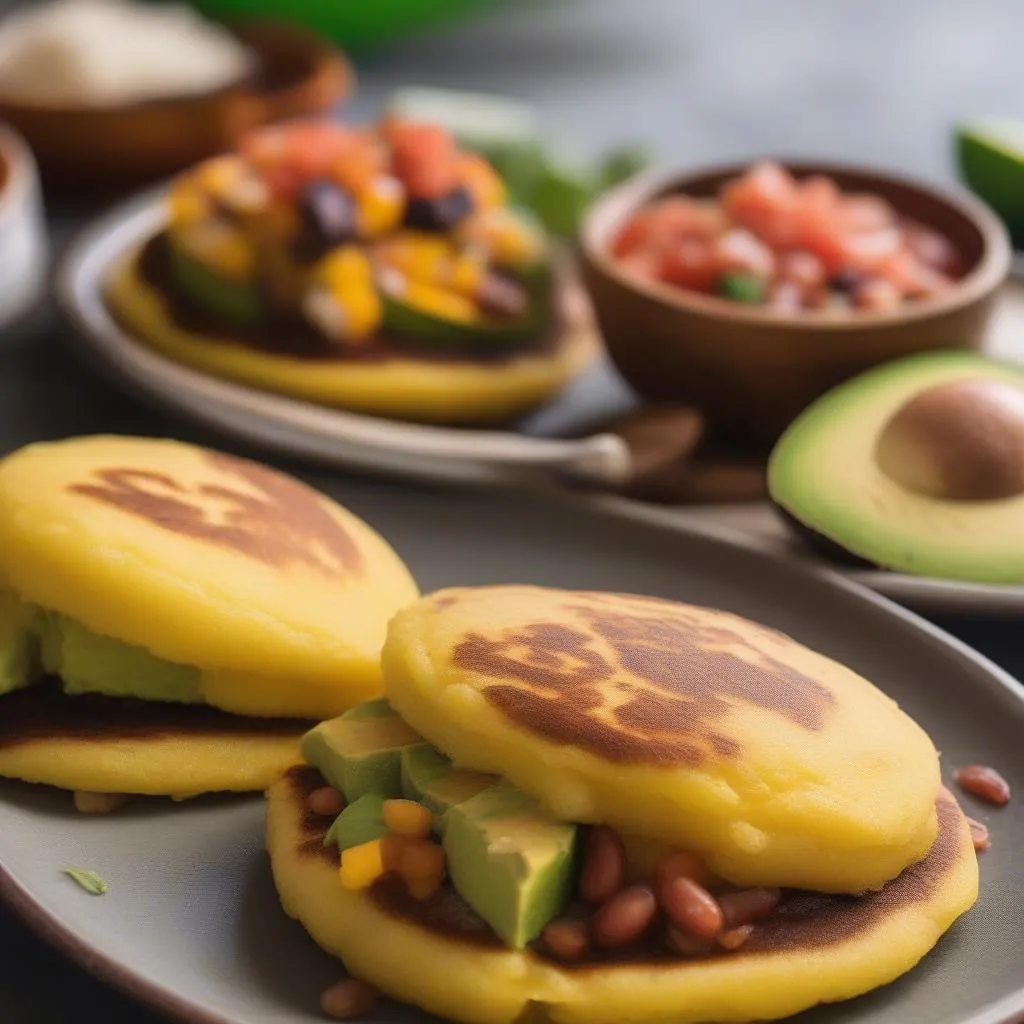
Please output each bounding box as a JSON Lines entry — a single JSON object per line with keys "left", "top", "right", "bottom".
{"left": 875, "top": 378, "right": 1024, "bottom": 500}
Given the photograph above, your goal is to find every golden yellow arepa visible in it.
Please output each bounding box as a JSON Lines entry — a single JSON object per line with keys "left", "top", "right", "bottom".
{"left": 381, "top": 586, "right": 941, "bottom": 893}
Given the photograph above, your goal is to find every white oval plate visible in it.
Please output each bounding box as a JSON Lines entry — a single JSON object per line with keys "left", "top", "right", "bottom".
{"left": 1, "top": 480, "right": 1022, "bottom": 1024}
{"left": 55, "top": 188, "right": 636, "bottom": 489}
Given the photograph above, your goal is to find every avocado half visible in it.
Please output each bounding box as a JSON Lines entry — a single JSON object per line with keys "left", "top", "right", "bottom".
{"left": 0, "top": 435, "right": 420, "bottom": 800}
{"left": 768, "top": 350, "right": 1024, "bottom": 583}
{"left": 105, "top": 239, "right": 594, "bottom": 425}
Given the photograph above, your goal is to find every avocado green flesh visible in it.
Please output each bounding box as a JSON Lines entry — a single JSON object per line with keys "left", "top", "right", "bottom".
{"left": 401, "top": 743, "right": 497, "bottom": 819}
{"left": 309, "top": 700, "right": 577, "bottom": 946}
{"left": 326, "top": 793, "right": 389, "bottom": 851}
{"left": 168, "top": 242, "right": 264, "bottom": 329}
{"left": 39, "top": 612, "right": 202, "bottom": 703}
{"left": 300, "top": 706, "right": 422, "bottom": 803}
{"left": 444, "top": 782, "right": 577, "bottom": 949}
{"left": 0, "top": 591, "right": 39, "bottom": 696}
{"left": 768, "top": 350, "right": 1024, "bottom": 583}
{"left": 0, "top": 592, "right": 203, "bottom": 702}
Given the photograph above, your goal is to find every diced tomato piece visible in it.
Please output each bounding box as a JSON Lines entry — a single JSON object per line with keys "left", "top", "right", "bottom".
{"left": 714, "top": 228, "right": 775, "bottom": 278}
{"left": 614, "top": 197, "right": 723, "bottom": 258}
{"left": 841, "top": 227, "right": 903, "bottom": 271}
{"left": 841, "top": 194, "right": 895, "bottom": 233}
{"left": 874, "top": 248, "right": 947, "bottom": 297}
{"left": 389, "top": 123, "right": 459, "bottom": 199}
{"left": 777, "top": 250, "right": 826, "bottom": 289}
{"left": 660, "top": 239, "right": 718, "bottom": 292}
{"left": 261, "top": 163, "right": 304, "bottom": 202}
{"left": 721, "top": 162, "right": 801, "bottom": 247}
{"left": 618, "top": 247, "right": 664, "bottom": 282}
{"left": 902, "top": 221, "right": 961, "bottom": 275}
{"left": 799, "top": 175, "right": 841, "bottom": 215}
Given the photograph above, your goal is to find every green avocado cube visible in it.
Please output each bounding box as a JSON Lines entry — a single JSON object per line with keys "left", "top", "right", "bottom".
{"left": 325, "top": 792, "right": 389, "bottom": 851}
{"left": 401, "top": 743, "right": 497, "bottom": 822}
{"left": 39, "top": 612, "right": 202, "bottom": 704}
{"left": 0, "top": 591, "right": 39, "bottom": 695}
{"left": 443, "top": 782, "right": 577, "bottom": 949}
{"left": 300, "top": 702, "right": 422, "bottom": 802}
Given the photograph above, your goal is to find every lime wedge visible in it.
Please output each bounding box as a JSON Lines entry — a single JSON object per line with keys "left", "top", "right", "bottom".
{"left": 956, "top": 119, "right": 1024, "bottom": 244}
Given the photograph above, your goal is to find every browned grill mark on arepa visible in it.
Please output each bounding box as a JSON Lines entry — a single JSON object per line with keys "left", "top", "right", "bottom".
{"left": 0, "top": 680, "right": 310, "bottom": 749}
{"left": 450, "top": 596, "right": 834, "bottom": 765}
{"left": 287, "top": 766, "right": 347, "bottom": 865}
{"left": 66, "top": 451, "right": 363, "bottom": 578}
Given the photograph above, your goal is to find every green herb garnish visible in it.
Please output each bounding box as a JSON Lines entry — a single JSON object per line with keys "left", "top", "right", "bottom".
{"left": 719, "top": 273, "right": 766, "bottom": 304}
{"left": 64, "top": 867, "right": 108, "bottom": 896}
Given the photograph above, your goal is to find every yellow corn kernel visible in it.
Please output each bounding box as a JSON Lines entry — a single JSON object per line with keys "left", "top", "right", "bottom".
{"left": 384, "top": 234, "right": 451, "bottom": 284}
{"left": 448, "top": 252, "right": 486, "bottom": 297}
{"left": 339, "top": 286, "right": 382, "bottom": 342}
{"left": 204, "top": 231, "right": 254, "bottom": 280}
{"left": 357, "top": 177, "right": 405, "bottom": 238}
{"left": 464, "top": 208, "right": 544, "bottom": 267}
{"left": 459, "top": 154, "right": 508, "bottom": 210}
{"left": 399, "top": 839, "right": 447, "bottom": 881}
{"left": 320, "top": 246, "right": 374, "bottom": 292}
{"left": 404, "top": 280, "right": 477, "bottom": 324}
{"left": 168, "top": 181, "right": 208, "bottom": 227}
{"left": 339, "top": 840, "right": 385, "bottom": 890}
{"left": 197, "top": 155, "right": 243, "bottom": 196}
{"left": 383, "top": 799, "right": 434, "bottom": 840}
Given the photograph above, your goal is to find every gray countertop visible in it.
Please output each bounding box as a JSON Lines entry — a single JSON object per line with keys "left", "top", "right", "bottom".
{"left": 3, "top": 1, "right": 1024, "bottom": 1020}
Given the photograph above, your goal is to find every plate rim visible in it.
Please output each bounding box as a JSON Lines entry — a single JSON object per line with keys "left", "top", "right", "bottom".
{"left": 2, "top": 492, "right": 1024, "bottom": 1024}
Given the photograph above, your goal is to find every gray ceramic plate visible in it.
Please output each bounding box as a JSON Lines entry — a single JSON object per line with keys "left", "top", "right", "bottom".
{"left": 0, "top": 480, "right": 1022, "bottom": 1024}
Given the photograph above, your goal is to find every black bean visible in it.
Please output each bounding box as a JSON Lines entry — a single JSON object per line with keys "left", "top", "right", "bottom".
{"left": 294, "top": 180, "right": 357, "bottom": 262}
{"left": 405, "top": 185, "right": 474, "bottom": 232}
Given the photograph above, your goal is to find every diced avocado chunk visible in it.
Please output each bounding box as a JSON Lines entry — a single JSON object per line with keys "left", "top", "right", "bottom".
{"left": 325, "top": 792, "right": 389, "bottom": 851}
{"left": 342, "top": 698, "right": 394, "bottom": 720}
{"left": 300, "top": 703, "right": 422, "bottom": 802}
{"left": 38, "top": 612, "right": 202, "bottom": 703}
{"left": 0, "top": 591, "right": 39, "bottom": 696}
{"left": 401, "top": 743, "right": 496, "bottom": 821}
{"left": 443, "top": 782, "right": 577, "bottom": 949}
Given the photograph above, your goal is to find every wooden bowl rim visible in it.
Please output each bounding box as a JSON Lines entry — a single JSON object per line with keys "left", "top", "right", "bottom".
{"left": 0, "top": 19, "right": 349, "bottom": 118}
{"left": 580, "top": 158, "right": 1012, "bottom": 333}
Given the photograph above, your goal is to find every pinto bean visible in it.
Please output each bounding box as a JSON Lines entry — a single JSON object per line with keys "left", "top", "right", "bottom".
{"left": 717, "top": 887, "right": 782, "bottom": 929}
{"left": 659, "top": 876, "right": 723, "bottom": 939}
{"left": 956, "top": 765, "right": 1011, "bottom": 807}
{"left": 591, "top": 885, "right": 658, "bottom": 948}
{"left": 541, "top": 919, "right": 590, "bottom": 961}
{"left": 320, "top": 978, "right": 378, "bottom": 1019}
{"left": 307, "top": 787, "right": 346, "bottom": 817}
{"left": 579, "top": 826, "right": 626, "bottom": 905}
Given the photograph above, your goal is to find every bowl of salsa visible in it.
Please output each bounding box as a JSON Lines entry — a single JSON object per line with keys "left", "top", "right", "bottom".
{"left": 581, "top": 160, "right": 1011, "bottom": 446}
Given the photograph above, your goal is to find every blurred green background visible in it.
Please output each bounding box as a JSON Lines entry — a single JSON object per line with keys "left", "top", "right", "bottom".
{"left": 191, "top": 0, "right": 496, "bottom": 50}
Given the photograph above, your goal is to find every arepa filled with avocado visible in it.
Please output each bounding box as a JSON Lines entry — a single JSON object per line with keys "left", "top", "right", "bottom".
{"left": 0, "top": 435, "right": 419, "bottom": 807}
{"left": 105, "top": 116, "right": 595, "bottom": 424}
{"left": 267, "top": 585, "right": 978, "bottom": 1024}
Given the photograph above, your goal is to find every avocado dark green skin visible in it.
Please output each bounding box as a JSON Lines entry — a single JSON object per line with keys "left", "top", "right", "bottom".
{"left": 772, "top": 502, "right": 879, "bottom": 570}
{"left": 381, "top": 259, "right": 553, "bottom": 352}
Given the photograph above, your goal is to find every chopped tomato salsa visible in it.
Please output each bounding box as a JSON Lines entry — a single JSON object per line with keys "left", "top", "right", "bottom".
{"left": 612, "top": 162, "right": 963, "bottom": 312}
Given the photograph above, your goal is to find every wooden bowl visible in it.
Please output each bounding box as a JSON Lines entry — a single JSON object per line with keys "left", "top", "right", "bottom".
{"left": 0, "top": 21, "right": 352, "bottom": 193}
{"left": 581, "top": 161, "right": 1012, "bottom": 448}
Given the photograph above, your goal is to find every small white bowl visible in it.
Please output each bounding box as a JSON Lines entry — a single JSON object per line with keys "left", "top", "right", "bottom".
{"left": 0, "top": 125, "right": 47, "bottom": 332}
